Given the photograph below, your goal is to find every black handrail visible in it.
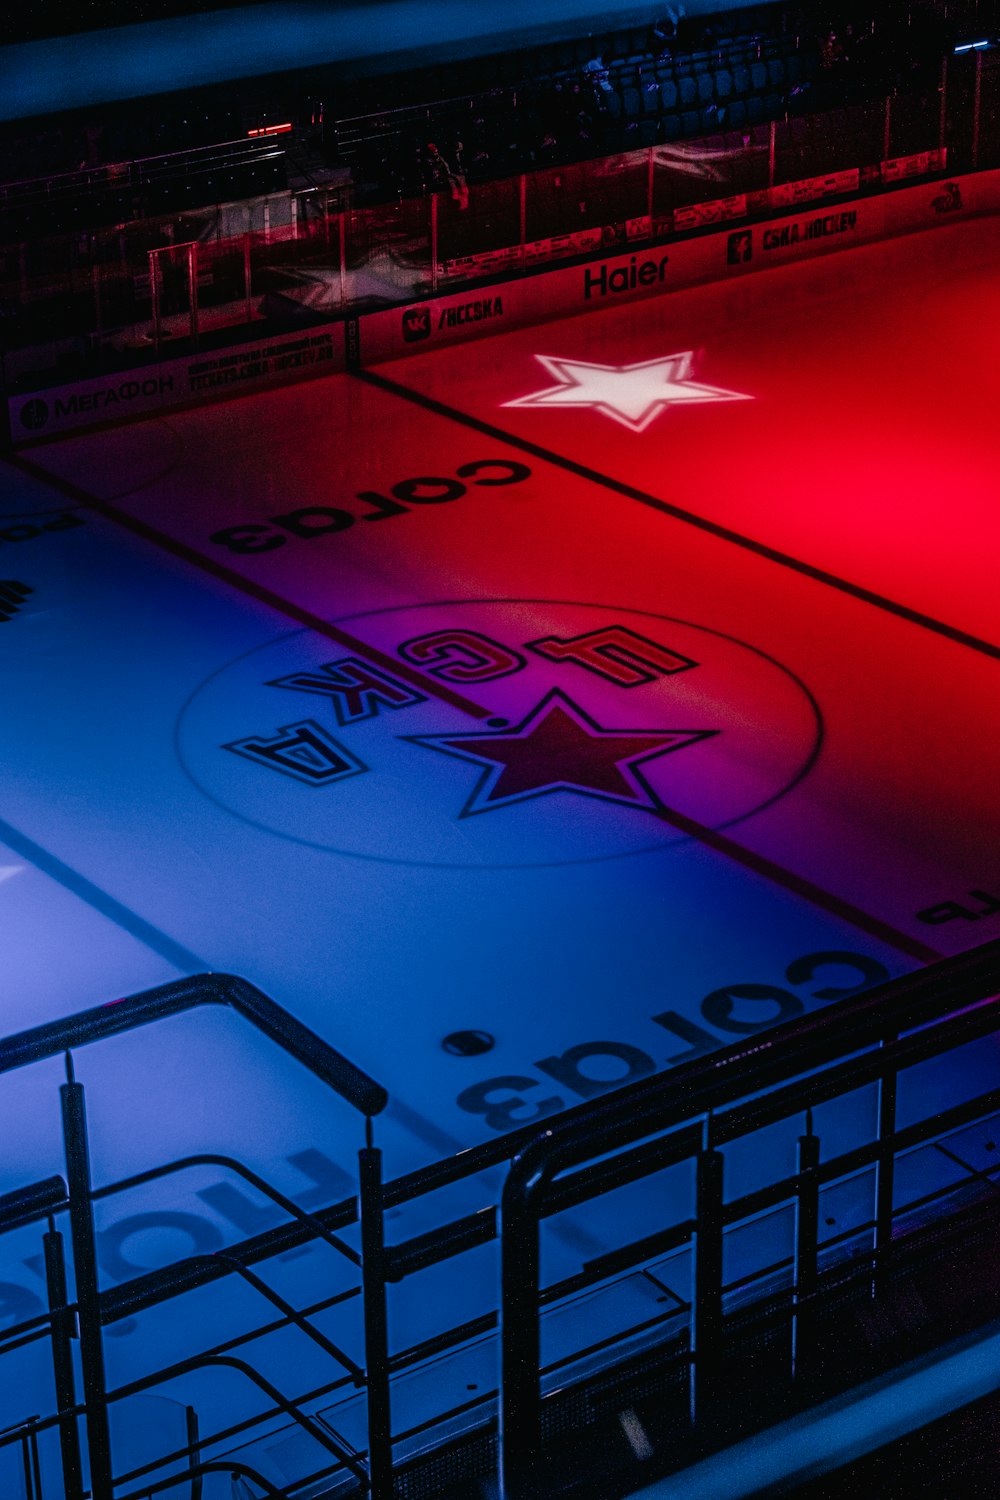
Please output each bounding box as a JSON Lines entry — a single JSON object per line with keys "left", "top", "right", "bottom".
{"left": 211, "top": 1251, "right": 365, "bottom": 1383}
{"left": 109, "top": 1365, "right": 357, "bottom": 1492}
{"left": 497, "top": 939, "right": 1000, "bottom": 1492}
{"left": 118, "top": 1458, "right": 286, "bottom": 1500}
{"left": 112, "top": 1351, "right": 369, "bottom": 1486}
{"left": 93, "top": 1150, "right": 361, "bottom": 1267}
{"left": 4, "top": 944, "right": 999, "bottom": 1500}
{"left": 0, "top": 1177, "right": 66, "bottom": 1232}
{"left": 81, "top": 943, "right": 1000, "bottom": 1342}
{"left": 0, "top": 972, "right": 387, "bottom": 1117}
{"left": 0, "top": 135, "right": 289, "bottom": 202}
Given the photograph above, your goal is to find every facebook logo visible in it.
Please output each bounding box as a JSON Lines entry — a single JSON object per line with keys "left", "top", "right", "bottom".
{"left": 727, "top": 230, "right": 753, "bottom": 265}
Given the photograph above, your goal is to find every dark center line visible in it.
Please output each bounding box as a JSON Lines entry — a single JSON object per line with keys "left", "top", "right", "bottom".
{"left": 353, "top": 367, "right": 1000, "bottom": 665}
{"left": 647, "top": 803, "right": 939, "bottom": 963}
{"left": 11, "top": 451, "right": 492, "bottom": 720}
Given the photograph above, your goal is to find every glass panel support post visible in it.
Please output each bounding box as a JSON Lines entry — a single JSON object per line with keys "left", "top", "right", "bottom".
{"left": 360, "top": 1137, "right": 393, "bottom": 1500}
{"left": 61, "top": 1072, "right": 114, "bottom": 1500}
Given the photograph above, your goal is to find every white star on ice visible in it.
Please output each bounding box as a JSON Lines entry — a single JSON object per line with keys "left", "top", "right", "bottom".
{"left": 504, "top": 353, "right": 751, "bottom": 432}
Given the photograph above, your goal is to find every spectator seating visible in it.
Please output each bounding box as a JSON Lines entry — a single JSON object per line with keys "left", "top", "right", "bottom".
{"left": 335, "top": 21, "right": 823, "bottom": 200}
{"left": 0, "top": 6, "right": 842, "bottom": 235}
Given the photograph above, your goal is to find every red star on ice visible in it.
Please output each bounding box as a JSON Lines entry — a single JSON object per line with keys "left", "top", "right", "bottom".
{"left": 404, "top": 691, "right": 716, "bottom": 816}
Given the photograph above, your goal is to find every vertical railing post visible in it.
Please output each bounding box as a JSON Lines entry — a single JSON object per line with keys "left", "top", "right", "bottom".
{"left": 28, "top": 1428, "right": 42, "bottom": 1500}
{"left": 92, "top": 262, "right": 103, "bottom": 340}
{"left": 972, "top": 48, "right": 983, "bottom": 167}
{"left": 359, "top": 1124, "right": 392, "bottom": 1500}
{"left": 243, "top": 231, "right": 252, "bottom": 328}
{"left": 187, "top": 242, "right": 199, "bottom": 350}
{"left": 338, "top": 203, "right": 348, "bottom": 311}
{"left": 646, "top": 146, "right": 655, "bottom": 227}
{"left": 430, "top": 193, "right": 439, "bottom": 293}
{"left": 768, "top": 117, "right": 777, "bottom": 188}
{"left": 185, "top": 1405, "right": 203, "bottom": 1500}
{"left": 691, "top": 1128, "right": 725, "bottom": 1432}
{"left": 939, "top": 53, "right": 949, "bottom": 153}
{"left": 500, "top": 1162, "right": 547, "bottom": 1500}
{"left": 149, "top": 248, "right": 161, "bottom": 354}
{"left": 44, "top": 1220, "right": 85, "bottom": 1500}
{"left": 61, "top": 1057, "right": 114, "bottom": 1500}
{"left": 519, "top": 173, "right": 527, "bottom": 266}
{"left": 883, "top": 94, "right": 893, "bottom": 162}
{"left": 873, "top": 1043, "right": 898, "bottom": 1294}
{"left": 793, "top": 1115, "right": 820, "bottom": 1385}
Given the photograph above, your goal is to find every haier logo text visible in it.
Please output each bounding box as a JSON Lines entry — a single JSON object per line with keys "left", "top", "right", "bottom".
{"left": 584, "top": 254, "right": 670, "bottom": 299}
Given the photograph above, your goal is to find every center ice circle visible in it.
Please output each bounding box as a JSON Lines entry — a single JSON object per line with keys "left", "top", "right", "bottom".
{"left": 175, "top": 599, "right": 822, "bottom": 868}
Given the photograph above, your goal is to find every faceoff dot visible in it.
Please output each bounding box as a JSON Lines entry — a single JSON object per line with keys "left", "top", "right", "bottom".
{"left": 485, "top": 717, "right": 509, "bottom": 728}
{"left": 442, "top": 1029, "right": 496, "bottom": 1057}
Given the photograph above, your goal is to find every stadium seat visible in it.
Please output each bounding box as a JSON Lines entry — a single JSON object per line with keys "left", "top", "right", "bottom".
{"left": 659, "top": 79, "right": 678, "bottom": 110}
{"left": 641, "top": 80, "right": 661, "bottom": 114}
{"left": 697, "top": 73, "right": 715, "bottom": 103}
{"left": 715, "top": 70, "right": 733, "bottom": 100}
{"left": 677, "top": 75, "right": 697, "bottom": 106}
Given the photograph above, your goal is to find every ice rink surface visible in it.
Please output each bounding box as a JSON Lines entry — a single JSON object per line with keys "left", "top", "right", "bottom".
{"left": 2, "top": 218, "right": 999, "bottom": 1331}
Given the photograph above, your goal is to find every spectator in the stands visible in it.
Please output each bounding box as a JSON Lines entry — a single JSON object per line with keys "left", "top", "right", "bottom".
{"left": 582, "top": 55, "right": 613, "bottom": 93}
{"left": 452, "top": 139, "right": 467, "bottom": 181}
{"left": 568, "top": 81, "right": 595, "bottom": 137}
{"left": 653, "top": 5, "right": 686, "bottom": 56}
{"left": 820, "top": 29, "right": 845, "bottom": 71}
{"left": 425, "top": 141, "right": 468, "bottom": 207}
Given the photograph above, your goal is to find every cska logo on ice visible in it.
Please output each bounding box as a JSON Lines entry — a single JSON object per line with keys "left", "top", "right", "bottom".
{"left": 180, "top": 601, "right": 821, "bottom": 868}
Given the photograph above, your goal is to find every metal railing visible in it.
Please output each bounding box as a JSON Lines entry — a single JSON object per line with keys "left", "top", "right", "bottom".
{"left": 2, "top": 944, "right": 1000, "bottom": 1497}
{"left": 0, "top": 973, "right": 385, "bottom": 1500}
